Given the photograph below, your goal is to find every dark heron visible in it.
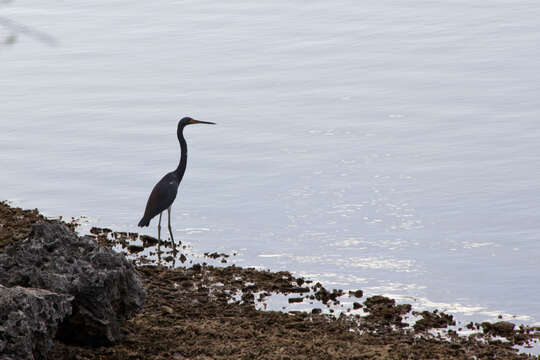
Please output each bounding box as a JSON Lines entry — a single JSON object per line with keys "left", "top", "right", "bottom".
{"left": 138, "top": 116, "right": 215, "bottom": 246}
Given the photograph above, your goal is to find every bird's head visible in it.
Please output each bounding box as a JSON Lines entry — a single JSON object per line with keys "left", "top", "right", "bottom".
{"left": 178, "top": 116, "right": 216, "bottom": 129}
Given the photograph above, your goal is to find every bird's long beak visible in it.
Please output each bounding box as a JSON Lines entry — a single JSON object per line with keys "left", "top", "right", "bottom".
{"left": 189, "top": 119, "right": 216, "bottom": 125}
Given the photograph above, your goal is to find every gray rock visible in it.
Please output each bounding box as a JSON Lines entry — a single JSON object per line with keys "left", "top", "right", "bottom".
{"left": 0, "top": 221, "right": 146, "bottom": 346}
{"left": 0, "top": 285, "right": 72, "bottom": 360}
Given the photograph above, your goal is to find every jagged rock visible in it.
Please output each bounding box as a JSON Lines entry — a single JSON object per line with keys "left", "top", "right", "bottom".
{"left": 481, "top": 321, "right": 516, "bottom": 337}
{"left": 0, "top": 285, "right": 73, "bottom": 360}
{"left": 0, "top": 221, "right": 146, "bottom": 346}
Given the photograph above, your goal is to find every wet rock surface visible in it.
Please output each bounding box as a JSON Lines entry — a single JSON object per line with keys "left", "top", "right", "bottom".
{"left": 481, "top": 321, "right": 516, "bottom": 337}
{"left": 0, "top": 285, "right": 72, "bottom": 360}
{"left": 1, "top": 202, "right": 539, "bottom": 359}
{"left": 49, "top": 265, "right": 540, "bottom": 360}
{"left": 363, "top": 295, "right": 412, "bottom": 332}
{"left": 413, "top": 309, "right": 456, "bottom": 332}
{"left": 0, "top": 218, "right": 146, "bottom": 347}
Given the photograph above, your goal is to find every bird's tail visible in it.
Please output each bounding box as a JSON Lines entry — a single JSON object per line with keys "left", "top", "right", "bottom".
{"left": 138, "top": 217, "right": 150, "bottom": 227}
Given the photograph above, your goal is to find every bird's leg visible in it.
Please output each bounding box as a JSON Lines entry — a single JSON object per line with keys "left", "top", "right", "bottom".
{"left": 167, "top": 206, "right": 176, "bottom": 248}
{"left": 158, "top": 212, "right": 162, "bottom": 243}
{"left": 157, "top": 212, "right": 163, "bottom": 264}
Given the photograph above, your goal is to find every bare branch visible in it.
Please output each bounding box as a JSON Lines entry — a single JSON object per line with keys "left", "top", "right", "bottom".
{"left": 0, "top": 16, "right": 58, "bottom": 46}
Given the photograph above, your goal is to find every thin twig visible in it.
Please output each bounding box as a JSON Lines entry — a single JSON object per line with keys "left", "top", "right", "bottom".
{"left": 0, "top": 16, "right": 58, "bottom": 46}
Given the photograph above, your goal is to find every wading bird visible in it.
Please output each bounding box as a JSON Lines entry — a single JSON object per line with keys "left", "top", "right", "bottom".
{"left": 138, "top": 117, "right": 215, "bottom": 246}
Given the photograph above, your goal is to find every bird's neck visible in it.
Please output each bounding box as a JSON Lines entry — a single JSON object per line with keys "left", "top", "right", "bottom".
{"left": 174, "top": 127, "right": 188, "bottom": 180}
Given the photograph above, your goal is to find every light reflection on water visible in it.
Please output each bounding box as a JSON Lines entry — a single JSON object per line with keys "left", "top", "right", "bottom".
{"left": 1, "top": 0, "right": 540, "bottom": 331}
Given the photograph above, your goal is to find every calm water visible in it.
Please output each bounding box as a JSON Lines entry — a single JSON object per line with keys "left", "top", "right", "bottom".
{"left": 1, "top": 0, "right": 540, "bottom": 326}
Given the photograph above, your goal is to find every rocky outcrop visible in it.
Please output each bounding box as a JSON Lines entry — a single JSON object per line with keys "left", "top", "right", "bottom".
{"left": 0, "top": 221, "right": 146, "bottom": 349}
{"left": 0, "top": 285, "right": 72, "bottom": 360}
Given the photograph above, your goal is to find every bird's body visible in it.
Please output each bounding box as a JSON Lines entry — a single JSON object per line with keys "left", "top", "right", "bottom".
{"left": 137, "top": 172, "right": 180, "bottom": 227}
{"left": 138, "top": 116, "right": 215, "bottom": 246}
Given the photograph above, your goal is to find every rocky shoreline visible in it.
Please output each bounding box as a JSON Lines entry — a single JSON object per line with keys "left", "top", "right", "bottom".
{"left": 0, "top": 201, "right": 539, "bottom": 359}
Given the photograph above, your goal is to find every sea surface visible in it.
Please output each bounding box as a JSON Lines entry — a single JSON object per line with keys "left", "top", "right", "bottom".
{"left": 1, "top": 0, "right": 539, "bottom": 329}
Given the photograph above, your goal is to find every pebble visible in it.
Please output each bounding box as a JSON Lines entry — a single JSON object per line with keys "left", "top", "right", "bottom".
{"left": 161, "top": 305, "right": 174, "bottom": 315}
